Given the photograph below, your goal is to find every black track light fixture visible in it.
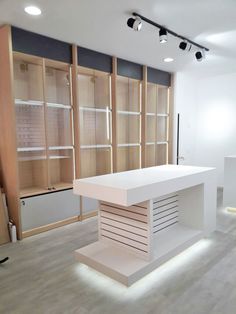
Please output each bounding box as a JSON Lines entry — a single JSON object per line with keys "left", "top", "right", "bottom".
{"left": 179, "top": 40, "right": 187, "bottom": 50}
{"left": 127, "top": 16, "right": 142, "bottom": 31}
{"left": 179, "top": 40, "right": 192, "bottom": 52}
{"left": 195, "top": 50, "right": 205, "bottom": 62}
{"left": 127, "top": 12, "right": 209, "bottom": 62}
{"left": 159, "top": 28, "right": 167, "bottom": 43}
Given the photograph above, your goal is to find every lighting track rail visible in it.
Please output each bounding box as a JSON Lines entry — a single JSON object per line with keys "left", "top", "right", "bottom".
{"left": 132, "top": 12, "right": 209, "bottom": 52}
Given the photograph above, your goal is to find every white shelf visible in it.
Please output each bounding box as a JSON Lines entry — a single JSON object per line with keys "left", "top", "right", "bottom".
{"left": 157, "top": 141, "right": 168, "bottom": 145}
{"left": 80, "top": 144, "right": 112, "bottom": 149}
{"left": 18, "top": 155, "right": 70, "bottom": 161}
{"left": 80, "top": 107, "right": 111, "bottom": 113}
{"left": 157, "top": 113, "right": 169, "bottom": 117}
{"left": 49, "top": 155, "right": 71, "bottom": 159}
{"left": 146, "top": 113, "right": 169, "bottom": 117}
{"left": 117, "top": 110, "right": 140, "bottom": 116}
{"left": 48, "top": 146, "right": 73, "bottom": 150}
{"left": 17, "top": 147, "right": 45, "bottom": 152}
{"left": 146, "top": 142, "right": 155, "bottom": 145}
{"left": 117, "top": 143, "right": 140, "bottom": 147}
{"left": 47, "top": 102, "right": 71, "bottom": 109}
{"left": 15, "top": 99, "right": 44, "bottom": 106}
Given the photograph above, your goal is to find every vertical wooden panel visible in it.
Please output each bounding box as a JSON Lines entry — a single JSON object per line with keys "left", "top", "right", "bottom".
{"left": 0, "top": 191, "right": 10, "bottom": 244}
{"left": 111, "top": 57, "right": 117, "bottom": 172}
{"left": 0, "top": 25, "right": 21, "bottom": 238}
{"left": 72, "top": 45, "right": 80, "bottom": 178}
{"left": 141, "top": 66, "right": 147, "bottom": 168}
{"left": 42, "top": 58, "right": 51, "bottom": 188}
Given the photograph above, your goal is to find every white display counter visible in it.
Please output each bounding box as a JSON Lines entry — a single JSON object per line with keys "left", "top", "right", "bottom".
{"left": 73, "top": 165, "right": 216, "bottom": 286}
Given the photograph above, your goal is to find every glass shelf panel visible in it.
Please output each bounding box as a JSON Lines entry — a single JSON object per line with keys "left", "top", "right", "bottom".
{"left": 157, "top": 117, "right": 168, "bottom": 142}
{"left": 47, "top": 106, "right": 73, "bottom": 147}
{"left": 15, "top": 104, "right": 46, "bottom": 149}
{"left": 78, "top": 67, "right": 111, "bottom": 109}
{"left": 146, "top": 115, "right": 156, "bottom": 143}
{"left": 147, "top": 83, "right": 157, "bottom": 113}
{"left": 80, "top": 147, "right": 112, "bottom": 178}
{"left": 13, "top": 57, "right": 44, "bottom": 102}
{"left": 145, "top": 144, "right": 156, "bottom": 168}
{"left": 117, "top": 113, "right": 140, "bottom": 145}
{"left": 49, "top": 149, "right": 74, "bottom": 187}
{"left": 157, "top": 86, "right": 169, "bottom": 114}
{"left": 117, "top": 146, "right": 140, "bottom": 172}
{"left": 156, "top": 143, "right": 168, "bottom": 165}
{"left": 80, "top": 109, "right": 111, "bottom": 146}
{"left": 117, "top": 76, "right": 141, "bottom": 112}
{"left": 45, "top": 66, "right": 71, "bottom": 106}
{"left": 18, "top": 150, "right": 48, "bottom": 193}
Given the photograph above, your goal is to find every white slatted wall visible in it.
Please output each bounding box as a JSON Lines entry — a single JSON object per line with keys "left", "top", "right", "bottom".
{"left": 153, "top": 193, "right": 179, "bottom": 234}
{"left": 99, "top": 201, "right": 151, "bottom": 259}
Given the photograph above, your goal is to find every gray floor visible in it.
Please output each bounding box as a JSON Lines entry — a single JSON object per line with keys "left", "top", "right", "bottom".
{"left": 1, "top": 190, "right": 236, "bottom": 314}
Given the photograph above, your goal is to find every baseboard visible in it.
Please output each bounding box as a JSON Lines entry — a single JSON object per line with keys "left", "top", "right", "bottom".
{"left": 22, "top": 216, "right": 80, "bottom": 238}
{"left": 82, "top": 210, "right": 98, "bottom": 220}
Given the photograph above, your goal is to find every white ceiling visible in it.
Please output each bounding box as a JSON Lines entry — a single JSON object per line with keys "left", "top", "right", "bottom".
{"left": 0, "top": 0, "right": 236, "bottom": 76}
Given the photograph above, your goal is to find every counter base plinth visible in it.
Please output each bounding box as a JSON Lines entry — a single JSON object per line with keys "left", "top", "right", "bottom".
{"left": 75, "top": 223, "right": 203, "bottom": 286}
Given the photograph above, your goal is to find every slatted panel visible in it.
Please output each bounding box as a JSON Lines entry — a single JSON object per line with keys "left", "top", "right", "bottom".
{"left": 153, "top": 194, "right": 179, "bottom": 234}
{"left": 100, "top": 201, "right": 150, "bottom": 259}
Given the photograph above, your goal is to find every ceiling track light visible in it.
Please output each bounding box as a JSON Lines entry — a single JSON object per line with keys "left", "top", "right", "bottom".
{"left": 127, "top": 12, "right": 209, "bottom": 61}
{"left": 159, "top": 28, "right": 167, "bottom": 43}
{"left": 195, "top": 49, "right": 206, "bottom": 62}
{"left": 127, "top": 16, "right": 142, "bottom": 31}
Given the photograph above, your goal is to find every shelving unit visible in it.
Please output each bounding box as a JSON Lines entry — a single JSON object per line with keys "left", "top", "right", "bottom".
{"left": 146, "top": 82, "right": 169, "bottom": 167}
{"left": 13, "top": 54, "right": 48, "bottom": 195}
{"left": 78, "top": 66, "right": 112, "bottom": 178}
{"left": 116, "top": 76, "right": 142, "bottom": 172}
{"left": 0, "top": 25, "right": 172, "bottom": 239}
{"left": 45, "top": 60, "right": 74, "bottom": 190}
{"left": 13, "top": 53, "right": 75, "bottom": 197}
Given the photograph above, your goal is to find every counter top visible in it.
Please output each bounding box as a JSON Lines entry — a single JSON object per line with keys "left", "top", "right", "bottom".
{"left": 73, "top": 165, "right": 215, "bottom": 206}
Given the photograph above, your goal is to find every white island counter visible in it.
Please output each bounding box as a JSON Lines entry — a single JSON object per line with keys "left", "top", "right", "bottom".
{"left": 74, "top": 165, "right": 216, "bottom": 286}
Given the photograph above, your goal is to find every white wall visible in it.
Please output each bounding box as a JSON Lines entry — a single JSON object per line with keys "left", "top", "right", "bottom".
{"left": 174, "top": 71, "right": 236, "bottom": 187}
{"left": 173, "top": 73, "right": 198, "bottom": 166}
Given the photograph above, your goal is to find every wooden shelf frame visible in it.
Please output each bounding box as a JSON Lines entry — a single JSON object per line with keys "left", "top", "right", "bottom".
{"left": 145, "top": 81, "right": 170, "bottom": 167}
{"left": 0, "top": 25, "right": 173, "bottom": 238}
{"left": 12, "top": 48, "right": 75, "bottom": 199}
